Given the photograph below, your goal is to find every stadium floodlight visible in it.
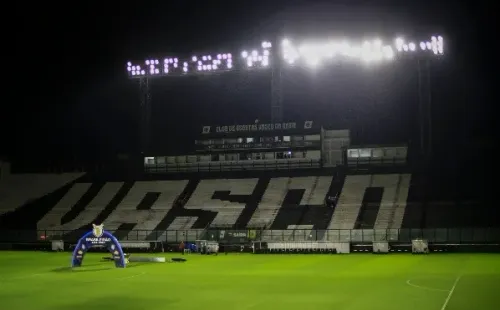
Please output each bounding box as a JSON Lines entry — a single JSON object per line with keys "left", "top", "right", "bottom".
{"left": 127, "top": 34, "right": 444, "bottom": 157}
{"left": 126, "top": 35, "right": 444, "bottom": 78}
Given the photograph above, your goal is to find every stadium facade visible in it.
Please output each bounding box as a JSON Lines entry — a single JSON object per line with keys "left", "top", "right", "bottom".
{"left": 0, "top": 122, "right": 497, "bottom": 253}
{"left": 1, "top": 34, "right": 497, "bottom": 253}
{"left": 144, "top": 121, "right": 407, "bottom": 173}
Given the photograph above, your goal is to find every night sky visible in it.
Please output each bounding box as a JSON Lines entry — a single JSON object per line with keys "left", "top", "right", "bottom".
{"left": 6, "top": 1, "right": 495, "bottom": 170}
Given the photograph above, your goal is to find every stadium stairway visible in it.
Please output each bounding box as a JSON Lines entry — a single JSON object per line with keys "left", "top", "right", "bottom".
{"left": 315, "top": 171, "right": 346, "bottom": 240}
{"left": 327, "top": 175, "right": 371, "bottom": 230}
{"left": 379, "top": 174, "right": 411, "bottom": 229}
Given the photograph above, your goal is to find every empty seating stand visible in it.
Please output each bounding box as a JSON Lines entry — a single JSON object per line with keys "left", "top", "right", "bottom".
{"left": 247, "top": 177, "right": 290, "bottom": 227}
{"left": 5, "top": 170, "right": 492, "bottom": 244}
{"left": 373, "top": 174, "right": 411, "bottom": 229}
{"left": 0, "top": 173, "right": 83, "bottom": 216}
{"left": 327, "top": 175, "right": 371, "bottom": 230}
{"left": 37, "top": 183, "right": 92, "bottom": 237}
{"left": 185, "top": 179, "right": 258, "bottom": 227}
{"left": 103, "top": 181, "right": 188, "bottom": 240}
{"left": 249, "top": 176, "right": 333, "bottom": 228}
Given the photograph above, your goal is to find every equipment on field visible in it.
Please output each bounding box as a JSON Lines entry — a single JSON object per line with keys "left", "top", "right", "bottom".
{"left": 171, "top": 257, "right": 187, "bottom": 262}
{"left": 412, "top": 239, "right": 429, "bottom": 254}
{"left": 102, "top": 253, "right": 130, "bottom": 262}
{"left": 255, "top": 241, "right": 350, "bottom": 254}
{"left": 372, "top": 242, "right": 389, "bottom": 253}
{"left": 195, "top": 240, "right": 219, "bottom": 254}
{"left": 71, "top": 223, "right": 127, "bottom": 268}
{"left": 128, "top": 256, "right": 166, "bottom": 263}
{"left": 51, "top": 240, "right": 64, "bottom": 251}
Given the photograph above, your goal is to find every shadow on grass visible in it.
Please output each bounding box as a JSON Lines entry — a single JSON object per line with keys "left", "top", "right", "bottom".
{"left": 52, "top": 266, "right": 113, "bottom": 273}
{"left": 53, "top": 296, "right": 177, "bottom": 310}
{"left": 52, "top": 262, "right": 145, "bottom": 273}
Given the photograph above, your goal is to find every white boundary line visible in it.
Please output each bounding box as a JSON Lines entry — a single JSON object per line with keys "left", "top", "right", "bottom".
{"left": 116, "top": 272, "right": 147, "bottom": 280}
{"left": 440, "top": 276, "right": 461, "bottom": 310}
{"left": 406, "top": 279, "right": 450, "bottom": 293}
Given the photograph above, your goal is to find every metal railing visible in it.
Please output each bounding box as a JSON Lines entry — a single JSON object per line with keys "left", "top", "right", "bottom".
{"left": 347, "top": 156, "right": 407, "bottom": 167}
{"left": 2, "top": 228, "right": 500, "bottom": 244}
{"left": 144, "top": 159, "right": 321, "bottom": 173}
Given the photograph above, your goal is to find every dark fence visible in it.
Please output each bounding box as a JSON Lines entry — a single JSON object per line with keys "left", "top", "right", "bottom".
{"left": 2, "top": 228, "right": 500, "bottom": 244}
{"left": 144, "top": 159, "right": 321, "bottom": 173}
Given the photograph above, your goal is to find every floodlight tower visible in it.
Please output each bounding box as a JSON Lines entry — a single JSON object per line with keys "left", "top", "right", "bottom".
{"left": 270, "top": 37, "right": 284, "bottom": 123}
{"left": 126, "top": 34, "right": 443, "bottom": 158}
{"left": 138, "top": 77, "right": 151, "bottom": 156}
{"left": 277, "top": 35, "right": 444, "bottom": 159}
{"left": 126, "top": 44, "right": 272, "bottom": 155}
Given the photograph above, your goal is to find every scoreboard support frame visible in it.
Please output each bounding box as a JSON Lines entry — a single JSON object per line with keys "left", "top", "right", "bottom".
{"left": 139, "top": 77, "right": 151, "bottom": 155}
{"left": 134, "top": 48, "right": 433, "bottom": 161}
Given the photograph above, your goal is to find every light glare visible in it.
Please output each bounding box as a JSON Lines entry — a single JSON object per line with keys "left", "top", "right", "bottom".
{"left": 127, "top": 35, "right": 444, "bottom": 77}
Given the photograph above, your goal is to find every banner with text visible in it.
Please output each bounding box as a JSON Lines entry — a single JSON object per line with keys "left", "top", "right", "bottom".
{"left": 202, "top": 230, "right": 258, "bottom": 243}
{"left": 201, "top": 121, "right": 313, "bottom": 134}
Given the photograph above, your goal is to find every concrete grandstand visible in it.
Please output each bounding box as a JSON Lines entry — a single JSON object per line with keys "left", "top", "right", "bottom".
{"left": 1, "top": 159, "right": 497, "bottom": 244}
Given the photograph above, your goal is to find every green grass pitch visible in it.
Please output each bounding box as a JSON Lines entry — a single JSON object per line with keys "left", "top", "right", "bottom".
{"left": 0, "top": 251, "right": 499, "bottom": 310}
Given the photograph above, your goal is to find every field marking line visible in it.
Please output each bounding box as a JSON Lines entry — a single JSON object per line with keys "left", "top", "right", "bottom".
{"left": 405, "top": 279, "right": 450, "bottom": 293}
{"left": 115, "top": 271, "right": 147, "bottom": 280}
{"left": 440, "top": 275, "right": 461, "bottom": 310}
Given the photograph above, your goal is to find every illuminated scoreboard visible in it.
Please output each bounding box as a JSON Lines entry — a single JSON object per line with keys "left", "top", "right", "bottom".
{"left": 127, "top": 41, "right": 272, "bottom": 77}
{"left": 126, "top": 36, "right": 443, "bottom": 78}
